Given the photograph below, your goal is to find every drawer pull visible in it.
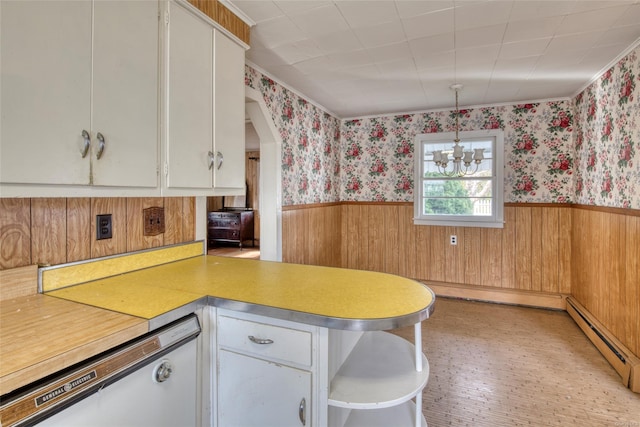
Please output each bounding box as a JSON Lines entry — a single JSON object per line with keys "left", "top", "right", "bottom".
{"left": 248, "top": 335, "right": 274, "bottom": 345}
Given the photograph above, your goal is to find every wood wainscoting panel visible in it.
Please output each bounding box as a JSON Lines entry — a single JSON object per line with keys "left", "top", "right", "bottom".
{"left": 572, "top": 208, "right": 639, "bottom": 358}
{"left": 480, "top": 227, "right": 502, "bottom": 287}
{"left": 289, "top": 202, "right": 574, "bottom": 298}
{"left": 0, "top": 199, "right": 31, "bottom": 269}
{"left": 366, "top": 204, "right": 386, "bottom": 273}
{"left": 282, "top": 209, "right": 307, "bottom": 265}
{"left": 625, "top": 216, "right": 639, "bottom": 357}
{"left": 283, "top": 204, "right": 341, "bottom": 267}
{"left": 383, "top": 205, "right": 400, "bottom": 275}
{"left": 464, "top": 227, "right": 482, "bottom": 286}
{"left": 397, "top": 205, "right": 417, "bottom": 279}
{"left": 501, "top": 206, "right": 517, "bottom": 288}
{"left": 515, "top": 206, "right": 532, "bottom": 291}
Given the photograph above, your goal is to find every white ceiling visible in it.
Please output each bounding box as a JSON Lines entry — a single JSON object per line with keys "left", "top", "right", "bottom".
{"left": 229, "top": 0, "right": 640, "bottom": 118}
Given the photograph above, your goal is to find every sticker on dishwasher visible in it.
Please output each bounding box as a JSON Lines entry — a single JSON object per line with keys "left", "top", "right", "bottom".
{"left": 35, "top": 370, "right": 97, "bottom": 407}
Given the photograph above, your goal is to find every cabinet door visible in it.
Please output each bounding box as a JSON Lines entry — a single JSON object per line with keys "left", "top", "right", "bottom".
{"left": 92, "top": 0, "right": 159, "bottom": 187}
{"left": 218, "top": 350, "right": 311, "bottom": 427}
{"left": 213, "top": 29, "right": 245, "bottom": 192}
{"left": 166, "top": 3, "right": 214, "bottom": 189}
{"left": 0, "top": 1, "right": 91, "bottom": 185}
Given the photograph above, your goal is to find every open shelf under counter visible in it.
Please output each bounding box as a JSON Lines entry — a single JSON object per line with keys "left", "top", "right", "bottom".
{"left": 336, "top": 401, "right": 428, "bottom": 427}
{"left": 328, "top": 330, "right": 429, "bottom": 410}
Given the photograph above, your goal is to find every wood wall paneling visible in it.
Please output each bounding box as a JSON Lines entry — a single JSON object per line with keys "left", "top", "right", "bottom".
{"left": 187, "top": 0, "right": 250, "bottom": 45}
{"left": 126, "top": 198, "right": 164, "bottom": 252}
{"left": 66, "top": 198, "right": 91, "bottom": 263}
{"left": 541, "top": 208, "right": 558, "bottom": 293}
{"left": 501, "top": 207, "right": 517, "bottom": 289}
{"left": 164, "top": 197, "right": 184, "bottom": 245}
{"left": 515, "top": 207, "right": 532, "bottom": 291}
{"left": 0, "top": 199, "right": 31, "bottom": 269}
{"left": 480, "top": 227, "right": 502, "bottom": 287}
{"left": 571, "top": 208, "right": 638, "bottom": 358}
{"left": 91, "top": 198, "right": 127, "bottom": 259}
{"left": 397, "top": 205, "right": 416, "bottom": 279}
{"left": 367, "top": 205, "right": 385, "bottom": 273}
{"left": 0, "top": 198, "right": 195, "bottom": 271}
{"left": 414, "top": 219, "right": 430, "bottom": 281}
{"left": 464, "top": 227, "right": 482, "bottom": 286}
{"left": 625, "top": 216, "right": 639, "bottom": 356}
{"left": 558, "top": 208, "right": 572, "bottom": 294}
{"left": 30, "top": 199, "right": 67, "bottom": 267}
{"left": 383, "top": 205, "right": 399, "bottom": 275}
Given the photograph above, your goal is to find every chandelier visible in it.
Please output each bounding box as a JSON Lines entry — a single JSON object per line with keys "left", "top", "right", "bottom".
{"left": 432, "top": 84, "right": 484, "bottom": 177}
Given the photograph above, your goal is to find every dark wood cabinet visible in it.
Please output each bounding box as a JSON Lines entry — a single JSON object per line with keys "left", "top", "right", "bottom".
{"left": 208, "top": 210, "right": 254, "bottom": 249}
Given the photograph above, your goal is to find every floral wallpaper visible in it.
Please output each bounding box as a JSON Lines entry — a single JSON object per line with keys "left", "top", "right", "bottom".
{"left": 245, "top": 66, "right": 341, "bottom": 205}
{"left": 246, "top": 44, "right": 639, "bottom": 209}
{"left": 340, "top": 101, "right": 575, "bottom": 203}
{"left": 574, "top": 46, "right": 640, "bottom": 209}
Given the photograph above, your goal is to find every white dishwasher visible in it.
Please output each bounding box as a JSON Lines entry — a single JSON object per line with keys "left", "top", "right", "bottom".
{"left": 1, "top": 315, "right": 200, "bottom": 427}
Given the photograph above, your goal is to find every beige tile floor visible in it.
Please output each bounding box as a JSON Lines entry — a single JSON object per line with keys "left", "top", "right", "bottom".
{"left": 393, "top": 298, "right": 640, "bottom": 426}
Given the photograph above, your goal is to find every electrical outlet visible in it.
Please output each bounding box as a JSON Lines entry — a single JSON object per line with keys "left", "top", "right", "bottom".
{"left": 450, "top": 235, "right": 457, "bottom": 245}
{"left": 96, "top": 214, "right": 112, "bottom": 240}
{"left": 144, "top": 207, "right": 165, "bottom": 236}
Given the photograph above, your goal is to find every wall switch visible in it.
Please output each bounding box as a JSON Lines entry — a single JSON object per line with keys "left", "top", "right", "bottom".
{"left": 450, "top": 235, "right": 457, "bottom": 245}
{"left": 96, "top": 214, "right": 112, "bottom": 240}
{"left": 144, "top": 207, "right": 165, "bottom": 236}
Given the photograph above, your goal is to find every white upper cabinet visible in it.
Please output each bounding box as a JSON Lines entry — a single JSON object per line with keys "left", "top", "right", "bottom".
{"left": 91, "top": 0, "right": 159, "bottom": 188}
{"left": 166, "top": 2, "right": 214, "bottom": 190}
{"left": 212, "top": 29, "right": 246, "bottom": 193}
{"left": 0, "top": 0, "right": 159, "bottom": 195}
{"left": 1, "top": 1, "right": 92, "bottom": 186}
{"left": 165, "top": 1, "right": 246, "bottom": 196}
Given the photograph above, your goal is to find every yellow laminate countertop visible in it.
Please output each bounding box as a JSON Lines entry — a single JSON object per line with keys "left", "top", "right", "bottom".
{"left": 48, "top": 256, "right": 435, "bottom": 330}
{"left": 1, "top": 251, "right": 434, "bottom": 397}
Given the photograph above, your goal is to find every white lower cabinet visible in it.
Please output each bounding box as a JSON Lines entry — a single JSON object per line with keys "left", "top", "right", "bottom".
{"left": 215, "top": 309, "right": 326, "bottom": 427}
{"left": 214, "top": 309, "right": 428, "bottom": 427}
{"left": 218, "top": 350, "right": 311, "bottom": 427}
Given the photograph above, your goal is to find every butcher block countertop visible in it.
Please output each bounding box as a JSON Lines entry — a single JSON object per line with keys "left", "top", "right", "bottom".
{"left": 0, "top": 266, "right": 147, "bottom": 395}
{"left": 1, "top": 242, "right": 434, "bottom": 396}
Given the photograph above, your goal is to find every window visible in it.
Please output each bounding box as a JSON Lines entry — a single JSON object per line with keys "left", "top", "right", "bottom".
{"left": 414, "top": 130, "right": 504, "bottom": 228}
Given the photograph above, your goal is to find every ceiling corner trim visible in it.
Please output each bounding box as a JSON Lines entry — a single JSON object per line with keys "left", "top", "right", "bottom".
{"left": 245, "top": 60, "right": 342, "bottom": 120}
{"left": 222, "top": 0, "right": 256, "bottom": 27}
{"left": 571, "top": 37, "right": 640, "bottom": 100}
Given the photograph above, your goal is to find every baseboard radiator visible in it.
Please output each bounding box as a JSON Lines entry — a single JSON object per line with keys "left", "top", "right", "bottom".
{"left": 566, "top": 297, "right": 640, "bottom": 393}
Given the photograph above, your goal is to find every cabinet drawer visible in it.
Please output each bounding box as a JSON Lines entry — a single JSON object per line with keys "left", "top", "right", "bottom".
{"left": 209, "top": 219, "right": 240, "bottom": 228}
{"left": 211, "top": 229, "right": 240, "bottom": 240}
{"left": 218, "top": 315, "right": 312, "bottom": 366}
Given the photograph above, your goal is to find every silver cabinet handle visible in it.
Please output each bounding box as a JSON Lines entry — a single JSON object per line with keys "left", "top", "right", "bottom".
{"left": 216, "top": 151, "right": 223, "bottom": 170}
{"left": 248, "top": 335, "right": 274, "bottom": 345}
{"left": 81, "top": 130, "right": 91, "bottom": 158}
{"left": 208, "top": 151, "right": 215, "bottom": 170}
{"left": 96, "top": 132, "right": 106, "bottom": 159}
{"left": 299, "top": 397, "right": 306, "bottom": 426}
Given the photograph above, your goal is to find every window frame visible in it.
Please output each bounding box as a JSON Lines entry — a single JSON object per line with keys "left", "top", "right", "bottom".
{"left": 414, "top": 129, "right": 504, "bottom": 228}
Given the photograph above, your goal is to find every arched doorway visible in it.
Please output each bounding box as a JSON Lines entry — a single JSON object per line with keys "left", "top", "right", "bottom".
{"left": 245, "top": 87, "right": 282, "bottom": 261}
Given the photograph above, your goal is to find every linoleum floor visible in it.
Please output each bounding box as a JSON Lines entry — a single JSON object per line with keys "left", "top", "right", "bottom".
{"left": 392, "top": 298, "right": 640, "bottom": 427}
